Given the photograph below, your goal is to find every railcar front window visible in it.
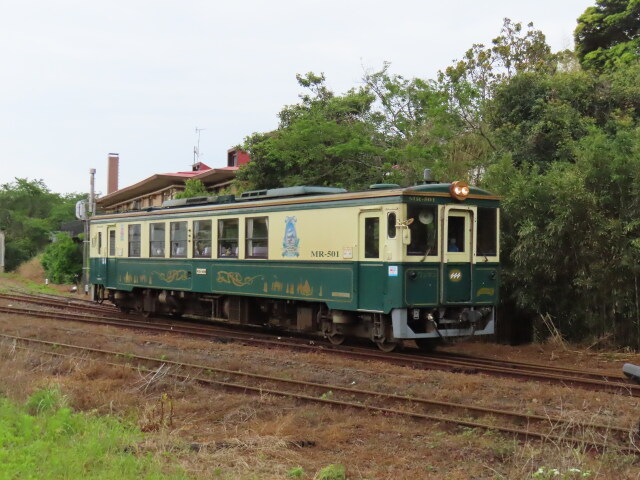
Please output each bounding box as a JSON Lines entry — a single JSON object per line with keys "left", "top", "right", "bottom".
{"left": 246, "top": 217, "right": 268, "bottom": 258}
{"left": 364, "top": 217, "right": 380, "bottom": 258}
{"left": 407, "top": 205, "right": 438, "bottom": 256}
{"left": 128, "top": 224, "right": 141, "bottom": 257}
{"left": 170, "top": 221, "right": 188, "bottom": 258}
{"left": 387, "top": 212, "right": 396, "bottom": 239}
{"left": 218, "top": 219, "right": 238, "bottom": 258}
{"left": 447, "top": 216, "right": 465, "bottom": 252}
{"left": 193, "top": 220, "right": 212, "bottom": 258}
{"left": 150, "top": 223, "right": 165, "bottom": 257}
{"left": 477, "top": 208, "right": 497, "bottom": 256}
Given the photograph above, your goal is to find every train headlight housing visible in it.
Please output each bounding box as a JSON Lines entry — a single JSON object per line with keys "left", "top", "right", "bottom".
{"left": 450, "top": 181, "right": 470, "bottom": 201}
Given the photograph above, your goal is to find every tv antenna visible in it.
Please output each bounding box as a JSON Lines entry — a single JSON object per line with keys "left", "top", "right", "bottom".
{"left": 193, "top": 127, "right": 205, "bottom": 165}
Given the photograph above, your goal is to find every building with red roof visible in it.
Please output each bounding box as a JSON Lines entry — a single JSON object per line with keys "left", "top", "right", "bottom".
{"left": 96, "top": 148, "right": 250, "bottom": 214}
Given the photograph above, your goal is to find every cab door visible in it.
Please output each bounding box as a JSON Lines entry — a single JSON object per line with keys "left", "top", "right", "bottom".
{"left": 442, "top": 207, "right": 473, "bottom": 303}
{"left": 357, "top": 211, "right": 384, "bottom": 311}
{"left": 90, "top": 225, "right": 107, "bottom": 285}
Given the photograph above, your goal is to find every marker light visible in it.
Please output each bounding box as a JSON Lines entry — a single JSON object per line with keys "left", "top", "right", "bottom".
{"left": 449, "top": 181, "right": 470, "bottom": 201}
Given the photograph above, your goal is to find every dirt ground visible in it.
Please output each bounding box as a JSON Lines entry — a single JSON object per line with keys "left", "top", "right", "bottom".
{"left": 1, "top": 270, "right": 640, "bottom": 479}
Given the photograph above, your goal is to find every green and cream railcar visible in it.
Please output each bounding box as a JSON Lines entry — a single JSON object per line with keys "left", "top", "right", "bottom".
{"left": 89, "top": 182, "right": 500, "bottom": 351}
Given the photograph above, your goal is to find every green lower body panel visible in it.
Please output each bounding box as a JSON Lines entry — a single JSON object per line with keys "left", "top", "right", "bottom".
{"left": 402, "top": 262, "right": 499, "bottom": 306}
{"left": 473, "top": 266, "right": 500, "bottom": 303}
{"left": 89, "top": 258, "right": 499, "bottom": 312}
{"left": 210, "top": 261, "right": 357, "bottom": 310}
{"left": 403, "top": 266, "right": 439, "bottom": 306}
{"left": 91, "top": 258, "right": 362, "bottom": 311}
{"left": 443, "top": 263, "right": 472, "bottom": 303}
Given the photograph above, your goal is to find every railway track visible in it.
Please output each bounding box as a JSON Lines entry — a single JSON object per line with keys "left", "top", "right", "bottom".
{"left": 1, "top": 292, "right": 638, "bottom": 397}
{"left": 1, "top": 332, "right": 637, "bottom": 455}
{"left": 0, "top": 291, "right": 118, "bottom": 315}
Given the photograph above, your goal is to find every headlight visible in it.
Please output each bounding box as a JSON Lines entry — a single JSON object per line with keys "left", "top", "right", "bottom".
{"left": 450, "top": 181, "right": 470, "bottom": 201}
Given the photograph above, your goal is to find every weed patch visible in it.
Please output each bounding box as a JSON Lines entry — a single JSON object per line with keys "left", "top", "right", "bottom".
{"left": 288, "top": 466, "right": 305, "bottom": 477}
{"left": 315, "top": 463, "right": 346, "bottom": 480}
{"left": 0, "top": 388, "right": 188, "bottom": 479}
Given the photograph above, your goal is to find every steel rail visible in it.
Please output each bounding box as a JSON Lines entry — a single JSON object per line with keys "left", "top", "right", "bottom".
{"left": 1, "top": 333, "right": 637, "bottom": 454}
{"left": 0, "top": 291, "right": 117, "bottom": 314}
{"left": 429, "top": 351, "right": 627, "bottom": 382}
{"left": 1, "top": 301, "right": 638, "bottom": 397}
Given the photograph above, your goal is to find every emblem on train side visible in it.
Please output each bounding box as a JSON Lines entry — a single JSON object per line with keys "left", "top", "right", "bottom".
{"left": 449, "top": 269, "right": 462, "bottom": 282}
{"left": 282, "top": 216, "right": 300, "bottom": 257}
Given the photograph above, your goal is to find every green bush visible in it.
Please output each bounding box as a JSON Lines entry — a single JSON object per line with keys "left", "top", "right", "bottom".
{"left": 41, "top": 232, "right": 82, "bottom": 284}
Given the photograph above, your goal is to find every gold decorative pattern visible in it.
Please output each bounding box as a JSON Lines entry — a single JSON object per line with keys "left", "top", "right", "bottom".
{"left": 121, "top": 272, "right": 150, "bottom": 285}
{"left": 476, "top": 288, "right": 495, "bottom": 297}
{"left": 296, "top": 280, "right": 313, "bottom": 296}
{"left": 154, "top": 270, "right": 189, "bottom": 283}
{"left": 217, "top": 271, "right": 263, "bottom": 287}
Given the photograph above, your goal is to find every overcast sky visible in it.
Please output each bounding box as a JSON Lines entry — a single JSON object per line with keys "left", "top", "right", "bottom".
{"left": 0, "top": 0, "right": 594, "bottom": 196}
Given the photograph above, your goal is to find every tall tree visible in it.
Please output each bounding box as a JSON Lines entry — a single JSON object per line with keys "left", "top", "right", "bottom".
{"left": 575, "top": 0, "right": 640, "bottom": 71}
{"left": 239, "top": 73, "right": 386, "bottom": 190}
{"left": 489, "top": 70, "right": 596, "bottom": 167}
{"left": 0, "top": 179, "right": 82, "bottom": 271}
{"left": 436, "top": 19, "right": 560, "bottom": 178}
{"left": 362, "top": 63, "right": 466, "bottom": 184}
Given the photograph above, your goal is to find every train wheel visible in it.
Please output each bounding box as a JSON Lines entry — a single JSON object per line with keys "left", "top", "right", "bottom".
{"left": 327, "top": 333, "right": 346, "bottom": 345}
{"left": 415, "top": 338, "right": 439, "bottom": 352}
{"left": 375, "top": 340, "right": 398, "bottom": 352}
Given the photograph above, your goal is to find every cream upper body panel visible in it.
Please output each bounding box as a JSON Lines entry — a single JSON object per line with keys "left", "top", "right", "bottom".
{"left": 89, "top": 202, "right": 411, "bottom": 263}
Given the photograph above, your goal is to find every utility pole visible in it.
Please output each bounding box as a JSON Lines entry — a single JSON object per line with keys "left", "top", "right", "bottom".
{"left": 79, "top": 168, "right": 96, "bottom": 295}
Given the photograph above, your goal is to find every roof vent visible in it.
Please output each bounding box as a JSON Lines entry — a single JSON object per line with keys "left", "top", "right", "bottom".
{"left": 240, "top": 186, "right": 346, "bottom": 199}
{"left": 162, "top": 194, "right": 236, "bottom": 208}
{"left": 369, "top": 183, "right": 400, "bottom": 190}
{"left": 186, "top": 196, "right": 209, "bottom": 204}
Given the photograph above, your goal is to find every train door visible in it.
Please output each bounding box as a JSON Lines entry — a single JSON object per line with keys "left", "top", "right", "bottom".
{"left": 90, "top": 225, "right": 107, "bottom": 286}
{"left": 357, "top": 211, "right": 384, "bottom": 311}
{"left": 442, "top": 207, "right": 473, "bottom": 303}
{"left": 105, "top": 225, "right": 117, "bottom": 288}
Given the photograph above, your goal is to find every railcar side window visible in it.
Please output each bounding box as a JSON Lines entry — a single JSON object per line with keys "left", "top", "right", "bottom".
{"left": 193, "top": 220, "right": 212, "bottom": 258}
{"left": 246, "top": 217, "right": 268, "bottom": 258}
{"left": 447, "top": 216, "right": 465, "bottom": 252}
{"left": 218, "top": 218, "right": 239, "bottom": 258}
{"left": 97, "top": 232, "right": 102, "bottom": 255}
{"left": 387, "top": 212, "right": 396, "bottom": 239}
{"left": 128, "top": 224, "right": 141, "bottom": 257}
{"left": 150, "top": 223, "right": 165, "bottom": 257}
{"left": 477, "top": 208, "right": 497, "bottom": 256}
{"left": 170, "top": 221, "right": 188, "bottom": 258}
{"left": 109, "top": 230, "right": 116, "bottom": 256}
{"left": 364, "top": 217, "right": 380, "bottom": 258}
{"left": 406, "top": 205, "right": 438, "bottom": 256}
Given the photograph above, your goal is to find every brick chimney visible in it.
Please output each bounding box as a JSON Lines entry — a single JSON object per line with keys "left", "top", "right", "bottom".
{"left": 107, "top": 153, "right": 119, "bottom": 194}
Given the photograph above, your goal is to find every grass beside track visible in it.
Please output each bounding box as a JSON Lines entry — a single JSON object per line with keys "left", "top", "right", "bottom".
{"left": 0, "top": 387, "right": 189, "bottom": 480}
